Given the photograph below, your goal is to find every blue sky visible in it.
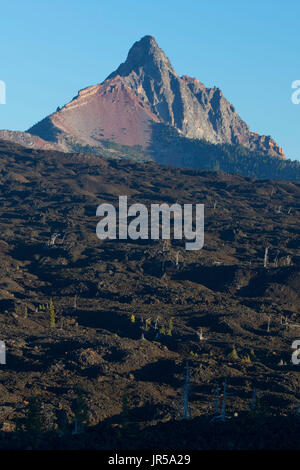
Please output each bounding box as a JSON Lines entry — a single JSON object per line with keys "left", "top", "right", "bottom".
{"left": 0, "top": 0, "right": 299, "bottom": 160}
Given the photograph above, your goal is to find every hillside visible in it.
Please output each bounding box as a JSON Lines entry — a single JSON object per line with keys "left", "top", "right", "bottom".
{"left": 0, "top": 140, "right": 299, "bottom": 449}
{"left": 151, "top": 124, "right": 300, "bottom": 181}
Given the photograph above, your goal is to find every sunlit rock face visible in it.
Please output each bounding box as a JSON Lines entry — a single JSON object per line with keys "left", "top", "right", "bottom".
{"left": 0, "top": 35, "right": 284, "bottom": 159}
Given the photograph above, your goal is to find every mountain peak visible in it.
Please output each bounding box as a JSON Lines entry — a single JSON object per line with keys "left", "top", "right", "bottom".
{"left": 12, "top": 35, "right": 284, "bottom": 161}
{"left": 105, "top": 35, "right": 174, "bottom": 81}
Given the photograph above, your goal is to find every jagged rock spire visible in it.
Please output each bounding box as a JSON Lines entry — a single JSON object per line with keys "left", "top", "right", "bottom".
{"left": 105, "top": 35, "right": 175, "bottom": 81}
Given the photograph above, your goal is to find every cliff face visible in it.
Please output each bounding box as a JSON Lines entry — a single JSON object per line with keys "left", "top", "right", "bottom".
{"left": 104, "top": 36, "right": 283, "bottom": 157}
{"left": 0, "top": 35, "right": 284, "bottom": 159}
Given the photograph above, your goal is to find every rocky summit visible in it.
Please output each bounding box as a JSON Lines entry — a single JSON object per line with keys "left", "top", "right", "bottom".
{"left": 0, "top": 36, "right": 284, "bottom": 160}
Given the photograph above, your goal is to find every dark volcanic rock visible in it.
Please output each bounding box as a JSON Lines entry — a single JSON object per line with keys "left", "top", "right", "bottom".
{"left": 0, "top": 140, "right": 299, "bottom": 449}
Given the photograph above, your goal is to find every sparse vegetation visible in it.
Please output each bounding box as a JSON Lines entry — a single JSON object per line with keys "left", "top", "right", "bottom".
{"left": 152, "top": 123, "right": 300, "bottom": 181}
{"left": 49, "top": 298, "right": 55, "bottom": 328}
{"left": 0, "top": 140, "right": 299, "bottom": 449}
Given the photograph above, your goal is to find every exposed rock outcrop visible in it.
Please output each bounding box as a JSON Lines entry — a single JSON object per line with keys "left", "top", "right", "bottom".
{"left": 0, "top": 35, "right": 284, "bottom": 159}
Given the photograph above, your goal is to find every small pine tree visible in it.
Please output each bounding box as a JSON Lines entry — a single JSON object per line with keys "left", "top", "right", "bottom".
{"left": 24, "top": 306, "right": 28, "bottom": 319}
{"left": 228, "top": 346, "right": 239, "bottom": 360}
{"left": 49, "top": 298, "right": 55, "bottom": 328}
{"left": 167, "top": 317, "right": 173, "bottom": 336}
{"left": 242, "top": 354, "right": 251, "bottom": 363}
{"left": 56, "top": 408, "right": 69, "bottom": 436}
{"left": 73, "top": 295, "right": 77, "bottom": 310}
{"left": 250, "top": 349, "right": 256, "bottom": 360}
{"left": 249, "top": 390, "right": 267, "bottom": 417}
{"left": 120, "top": 392, "right": 130, "bottom": 435}
{"left": 72, "top": 388, "right": 88, "bottom": 435}
{"left": 23, "top": 396, "right": 45, "bottom": 446}
{"left": 159, "top": 326, "right": 165, "bottom": 335}
{"left": 214, "top": 160, "right": 220, "bottom": 171}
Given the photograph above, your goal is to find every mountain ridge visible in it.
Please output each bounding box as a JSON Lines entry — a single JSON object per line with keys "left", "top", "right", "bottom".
{"left": 0, "top": 35, "right": 285, "bottom": 161}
